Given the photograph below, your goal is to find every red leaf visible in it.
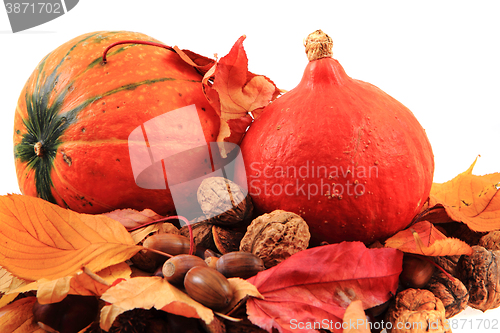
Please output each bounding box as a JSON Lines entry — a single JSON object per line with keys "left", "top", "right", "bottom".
{"left": 202, "top": 36, "right": 280, "bottom": 156}
{"left": 246, "top": 242, "right": 402, "bottom": 333}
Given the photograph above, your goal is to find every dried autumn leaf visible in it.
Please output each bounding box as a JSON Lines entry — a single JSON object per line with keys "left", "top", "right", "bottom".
{"left": 0, "top": 194, "right": 141, "bottom": 281}
{"left": 246, "top": 242, "right": 402, "bottom": 333}
{"left": 103, "top": 208, "right": 164, "bottom": 230}
{"left": 0, "top": 297, "right": 45, "bottom": 333}
{"left": 0, "top": 267, "right": 29, "bottom": 294}
{"left": 100, "top": 276, "right": 214, "bottom": 331}
{"left": 429, "top": 157, "right": 500, "bottom": 232}
{"left": 203, "top": 36, "right": 280, "bottom": 156}
{"left": 384, "top": 221, "right": 472, "bottom": 256}
{"left": 342, "top": 300, "right": 370, "bottom": 333}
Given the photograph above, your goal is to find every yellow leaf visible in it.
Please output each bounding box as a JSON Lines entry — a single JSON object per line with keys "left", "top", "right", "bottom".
{"left": 342, "top": 300, "right": 370, "bottom": 333}
{"left": 385, "top": 221, "right": 472, "bottom": 256}
{"left": 0, "top": 297, "right": 45, "bottom": 333}
{"left": 0, "top": 267, "right": 29, "bottom": 294}
{"left": 223, "top": 278, "right": 263, "bottom": 314}
{"left": 0, "top": 293, "right": 19, "bottom": 310}
{"left": 0, "top": 194, "right": 142, "bottom": 281}
{"left": 100, "top": 276, "right": 214, "bottom": 331}
{"left": 430, "top": 157, "right": 500, "bottom": 232}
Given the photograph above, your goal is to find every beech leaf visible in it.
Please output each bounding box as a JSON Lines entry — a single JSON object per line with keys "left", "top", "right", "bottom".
{"left": 0, "top": 194, "right": 141, "bottom": 281}
{"left": 384, "top": 221, "right": 472, "bottom": 256}
{"left": 246, "top": 242, "right": 402, "bottom": 333}
{"left": 428, "top": 157, "right": 500, "bottom": 232}
{"left": 342, "top": 300, "right": 370, "bottom": 333}
{"left": 203, "top": 36, "right": 280, "bottom": 156}
{"left": 0, "top": 297, "right": 45, "bottom": 332}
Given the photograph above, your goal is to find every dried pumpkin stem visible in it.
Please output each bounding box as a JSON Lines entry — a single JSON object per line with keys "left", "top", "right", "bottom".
{"left": 101, "top": 40, "right": 175, "bottom": 63}
{"left": 304, "top": 29, "right": 333, "bottom": 61}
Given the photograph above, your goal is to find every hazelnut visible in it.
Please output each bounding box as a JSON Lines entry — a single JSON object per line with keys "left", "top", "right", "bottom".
{"left": 399, "top": 255, "right": 435, "bottom": 289}
{"left": 184, "top": 266, "right": 233, "bottom": 310}
{"left": 162, "top": 254, "right": 208, "bottom": 286}
{"left": 216, "top": 251, "right": 265, "bottom": 279}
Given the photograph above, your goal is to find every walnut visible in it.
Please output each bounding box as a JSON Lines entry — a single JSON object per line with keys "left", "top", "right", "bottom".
{"left": 197, "top": 177, "right": 253, "bottom": 227}
{"left": 212, "top": 225, "right": 244, "bottom": 254}
{"left": 425, "top": 271, "right": 469, "bottom": 318}
{"left": 180, "top": 221, "right": 216, "bottom": 251}
{"left": 478, "top": 231, "right": 500, "bottom": 251}
{"left": 432, "top": 255, "right": 461, "bottom": 277}
{"left": 385, "top": 288, "right": 450, "bottom": 333}
{"left": 458, "top": 245, "right": 500, "bottom": 311}
{"left": 239, "top": 210, "right": 310, "bottom": 268}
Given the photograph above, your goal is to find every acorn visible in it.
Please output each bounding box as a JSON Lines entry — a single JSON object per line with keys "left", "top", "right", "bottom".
{"left": 399, "top": 254, "right": 435, "bottom": 288}
{"left": 184, "top": 266, "right": 233, "bottom": 310}
{"left": 143, "top": 233, "right": 191, "bottom": 256}
{"left": 205, "top": 256, "right": 219, "bottom": 269}
{"left": 162, "top": 254, "right": 208, "bottom": 286}
{"left": 216, "top": 251, "right": 265, "bottom": 279}
{"left": 32, "top": 295, "right": 99, "bottom": 333}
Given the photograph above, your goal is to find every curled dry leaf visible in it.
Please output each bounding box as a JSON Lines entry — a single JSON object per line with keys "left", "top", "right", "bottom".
{"left": 384, "top": 221, "right": 472, "bottom": 256}
{"left": 0, "top": 297, "right": 45, "bottom": 332}
{"left": 342, "top": 300, "right": 370, "bottom": 333}
{"left": 246, "top": 242, "right": 402, "bottom": 333}
{"left": 0, "top": 267, "right": 29, "bottom": 295}
{"left": 202, "top": 36, "right": 281, "bottom": 156}
{"left": 427, "top": 157, "right": 500, "bottom": 232}
{"left": 103, "top": 208, "right": 164, "bottom": 230}
{"left": 13, "top": 263, "right": 131, "bottom": 305}
{"left": 0, "top": 194, "right": 141, "bottom": 281}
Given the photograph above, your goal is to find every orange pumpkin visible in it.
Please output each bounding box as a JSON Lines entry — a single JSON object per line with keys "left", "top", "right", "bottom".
{"left": 13, "top": 31, "right": 219, "bottom": 215}
{"left": 237, "top": 30, "right": 434, "bottom": 245}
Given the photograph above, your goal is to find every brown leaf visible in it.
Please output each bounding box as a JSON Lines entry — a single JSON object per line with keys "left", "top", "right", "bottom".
{"left": 342, "top": 300, "right": 370, "bottom": 333}
{"left": 246, "top": 242, "right": 402, "bottom": 333}
{"left": 99, "top": 276, "right": 214, "bottom": 331}
{"left": 429, "top": 157, "right": 500, "bottom": 232}
{"left": 0, "top": 297, "right": 45, "bottom": 333}
{"left": 0, "top": 194, "right": 142, "bottom": 281}
{"left": 202, "top": 36, "right": 280, "bottom": 156}
{"left": 103, "top": 208, "right": 164, "bottom": 230}
{"left": 384, "top": 221, "right": 472, "bottom": 256}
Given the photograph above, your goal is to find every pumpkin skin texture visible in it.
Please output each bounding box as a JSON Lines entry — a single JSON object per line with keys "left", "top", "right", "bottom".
{"left": 13, "top": 31, "right": 220, "bottom": 215}
{"left": 236, "top": 31, "right": 434, "bottom": 245}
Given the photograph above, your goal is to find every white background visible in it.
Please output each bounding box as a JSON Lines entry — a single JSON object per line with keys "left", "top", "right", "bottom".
{"left": 0, "top": 1, "right": 499, "bottom": 332}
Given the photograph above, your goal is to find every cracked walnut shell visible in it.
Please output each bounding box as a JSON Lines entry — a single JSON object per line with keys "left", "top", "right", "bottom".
{"left": 425, "top": 271, "right": 469, "bottom": 318}
{"left": 239, "top": 210, "right": 310, "bottom": 268}
{"left": 458, "top": 245, "right": 500, "bottom": 311}
{"left": 385, "top": 288, "right": 450, "bottom": 333}
{"left": 197, "top": 177, "right": 253, "bottom": 227}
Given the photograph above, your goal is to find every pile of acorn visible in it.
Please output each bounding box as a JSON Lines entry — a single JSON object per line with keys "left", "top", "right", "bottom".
{"left": 145, "top": 233, "right": 265, "bottom": 310}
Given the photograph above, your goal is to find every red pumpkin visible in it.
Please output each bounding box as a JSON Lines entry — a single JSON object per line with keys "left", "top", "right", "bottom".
{"left": 237, "top": 30, "right": 434, "bottom": 245}
{"left": 13, "top": 31, "right": 219, "bottom": 215}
